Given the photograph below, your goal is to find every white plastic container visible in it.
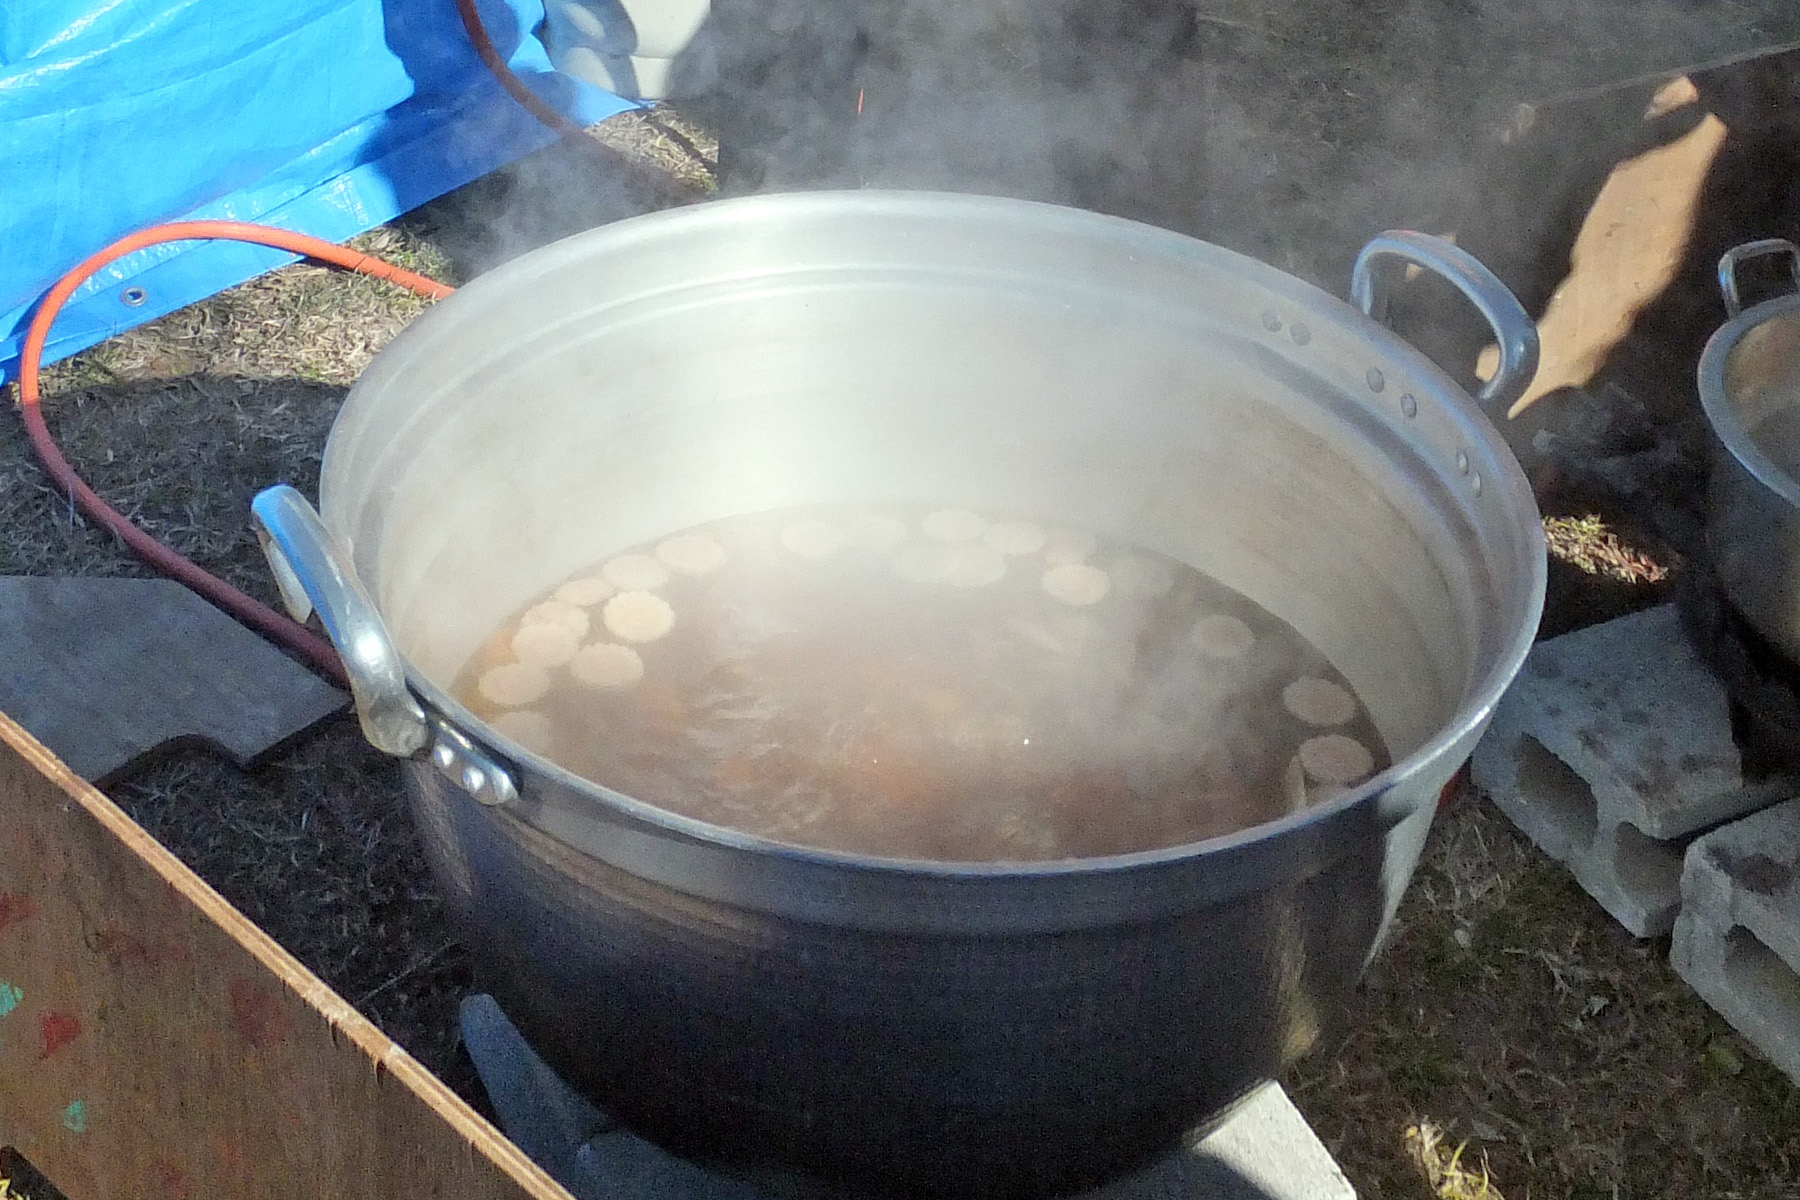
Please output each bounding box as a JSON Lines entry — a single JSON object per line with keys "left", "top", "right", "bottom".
{"left": 542, "top": 0, "right": 711, "bottom": 101}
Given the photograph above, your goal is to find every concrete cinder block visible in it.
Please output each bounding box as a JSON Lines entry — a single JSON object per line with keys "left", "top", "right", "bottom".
{"left": 1672, "top": 799, "right": 1800, "bottom": 1085}
{"left": 1474, "top": 693, "right": 1687, "bottom": 935}
{"left": 1495, "top": 604, "right": 1743, "bottom": 838}
{"left": 1471, "top": 604, "right": 1766, "bottom": 938}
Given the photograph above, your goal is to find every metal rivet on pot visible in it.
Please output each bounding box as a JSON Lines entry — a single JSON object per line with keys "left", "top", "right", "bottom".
{"left": 432, "top": 743, "right": 456, "bottom": 770}
{"left": 1400, "top": 393, "right": 1418, "bottom": 418}
{"left": 1471, "top": 472, "right": 1483, "bottom": 496}
{"left": 1289, "top": 322, "right": 1311, "bottom": 346}
{"left": 1366, "top": 368, "right": 1385, "bottom": 393}
{"left": 1261, "top": 310, "right": 1283, "bottom": 332}
{"left": 461, "top": 764, "right": 487, "bottom": 794}
{"left": 120, "top": 286, "right": 147, "bottom": 307}
{"left": 1456, "top": 450, "right": 1470, "bottom": 475}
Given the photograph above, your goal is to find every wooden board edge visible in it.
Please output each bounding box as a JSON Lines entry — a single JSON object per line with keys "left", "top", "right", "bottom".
{"left": 0, "top": 710, "right": 573, "bottom": 1200}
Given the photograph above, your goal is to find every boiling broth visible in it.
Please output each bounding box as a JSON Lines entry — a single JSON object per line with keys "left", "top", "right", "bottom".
{"left": 451, "top": 505, "right": 1389, "bottom": 861}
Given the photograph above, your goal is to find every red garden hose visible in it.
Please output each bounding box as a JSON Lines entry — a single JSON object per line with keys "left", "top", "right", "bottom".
{"left": 455, "top": 0, "right": 700, "bottom": 206}
{"left": 14, "top": 222, "right": 455, "bottom": 687}
{"left": 454, "top": 0, "right": 585, "bottom": 138}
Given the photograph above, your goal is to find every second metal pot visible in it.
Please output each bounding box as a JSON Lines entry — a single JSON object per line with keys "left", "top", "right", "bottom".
{"left": 1701, "top": 239, "right": 1800, "bottom": 664}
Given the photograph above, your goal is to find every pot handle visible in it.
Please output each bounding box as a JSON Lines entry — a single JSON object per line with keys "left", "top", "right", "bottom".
{"left": 1718, "top": 239, "right": 1800, "bottom": 318}
{"left": 1350, "top": 231, "right": 1541, "bottom": 414}
{"left": 250, "top": 484, "right": 432, "bottom": 758}
{"left": 252, "top": 486, "right": 521, "bottom": 807}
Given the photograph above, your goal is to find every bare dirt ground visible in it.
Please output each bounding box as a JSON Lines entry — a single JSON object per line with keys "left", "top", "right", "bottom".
{"left": 7, "top": 4, "right": 1800, "bottom": 1197}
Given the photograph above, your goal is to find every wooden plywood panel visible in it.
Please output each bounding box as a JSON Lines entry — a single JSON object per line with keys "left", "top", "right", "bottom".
{"left": 0, "top": 712, "right": 568, "bottom": 1200}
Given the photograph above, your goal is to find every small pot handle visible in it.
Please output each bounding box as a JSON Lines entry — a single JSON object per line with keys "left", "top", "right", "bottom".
{"left": 1350, "top": 231, "right": 1541, "bottom": 414}
{"left": 251, "top": 484, "right": 432, "bottom": 758}
{"left": 1718, "top": 239, "right": 1800, "bottom": 318}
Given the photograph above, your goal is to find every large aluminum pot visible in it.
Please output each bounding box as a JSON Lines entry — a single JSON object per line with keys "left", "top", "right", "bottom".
{"left": 252, "top": 191, "right": 1544, "bottom": 1195}
{"left": 1701, "top": 239, "right": 1800, "bottom": 664}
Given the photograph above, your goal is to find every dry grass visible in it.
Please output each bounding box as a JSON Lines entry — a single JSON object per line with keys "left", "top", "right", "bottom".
{"left": 0, "top": 113, "right": 713, "bottom": 1122}
{"left": 1290, "top": 786, "right": 1800, "bottom": 1199}
{"left": 2, "top": 225, "right": 453, "bottom": 592}
{"left": 46, "top": 225, "right": 453, "bottom": 391}
{"left": 588, "top": 105, "right": 721, "bottom": 194}
{"left": 1405, "top": 1120, "right": 1506, "bottom": 1200}
{"left": 1544, "top": 514, "right": 1674, "bottom": 585}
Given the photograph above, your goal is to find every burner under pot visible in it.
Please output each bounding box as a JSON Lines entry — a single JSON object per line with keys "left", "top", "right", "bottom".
{"left": 1677, "top": 552, "right": 1800, "bottom": 777}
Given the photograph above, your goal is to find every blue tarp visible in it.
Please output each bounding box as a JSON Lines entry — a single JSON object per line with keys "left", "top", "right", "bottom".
{"left": 0, "top": 0, "right": 636, "bottom": 383}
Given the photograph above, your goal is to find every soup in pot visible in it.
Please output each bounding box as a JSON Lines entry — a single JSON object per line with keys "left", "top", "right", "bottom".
{"left": 451, "top": 504, "right": 1389, "bottom": 861}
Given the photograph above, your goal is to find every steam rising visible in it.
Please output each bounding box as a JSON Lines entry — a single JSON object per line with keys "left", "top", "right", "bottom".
{"left": 675, "top": 0, "right": 1206, "bottom": 210}
{"left": 427, "top": 0, "right": 1793, "bottom": 305}
{"left": 659, "top": 0, "right": 1795, "bottom": 287}
{"left": 425, "top": 0, "right": 1787, "bottom": 854}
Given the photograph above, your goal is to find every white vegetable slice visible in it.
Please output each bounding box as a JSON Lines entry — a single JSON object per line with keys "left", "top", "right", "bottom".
{"left": 489, "top": 710, "right": 554, "bottom": 755}
{"left": 781, "top": 519, "right": 845, "bottom": 560}
{"left": 982, "top": 520, "right": 1048, "bottom": 556}
{"left": 920, "top": 508, "right": 987, "bottom": 543}
{"left": 1282, "top": 676, "right": 1358, "bottom": 727}
{"left": 601, "top": 554, "right": 670, "bottom": 591}
{"left": 1298, "top": 734, "right": 1374, "bottom": 785}
{"left": 656, "top": 533, "right": 727, "bottom": 576}
{"left": 1042, "top": 562, "right": 1111, "bottom": 607}
{"left": 1191, "top": 614, "right": 1254, "bottom": 660}
{"left": 554, "top": 577, "right": 615, "bottom": 607}
{"left": 603, "top": 591, "right": 676, "bottom": 644}
{"left": 477, "top": 662, "right": 551, "bottom": 707}
{"left": 511, "top": 621, "right": 581, "bottom": 667}
{"left": 521, "top": 600, "right": 590, "bottom": 635}
{"left": 569, "top": 642, "right": 646, "bottom": 690}
{"left": 1283, "top": 756, "right": 1309, "bottom": 812}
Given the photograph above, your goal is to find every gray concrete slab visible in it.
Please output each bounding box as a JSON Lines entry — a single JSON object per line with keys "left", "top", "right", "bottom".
{"left": 0, "top": 576, "right": 346, "bottom": 782}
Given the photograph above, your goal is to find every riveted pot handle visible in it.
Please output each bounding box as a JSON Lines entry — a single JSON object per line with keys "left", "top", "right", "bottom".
{"left": 251, "top": 484, "right": 432, "bottom": 758}
{"left": 1351, "top": 231, "right": 1541, "bottom": 414}
{"left": 252, "top": 486, "right": 521, "bottom": 806}
{"left": 1718, "top": 239, "right": 1800, "bottom": 318}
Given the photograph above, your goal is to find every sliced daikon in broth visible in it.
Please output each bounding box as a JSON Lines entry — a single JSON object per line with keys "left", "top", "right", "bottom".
{"left": 451, "top": 504, "right": 1390, "bottom": 861}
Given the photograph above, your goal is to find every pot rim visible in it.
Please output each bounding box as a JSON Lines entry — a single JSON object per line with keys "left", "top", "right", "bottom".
{"left": 1699, "top": 290, "right": 1800, "bottom": 509}
{"left": 357, "top": 189, "right": 1547, "bottom": 877}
